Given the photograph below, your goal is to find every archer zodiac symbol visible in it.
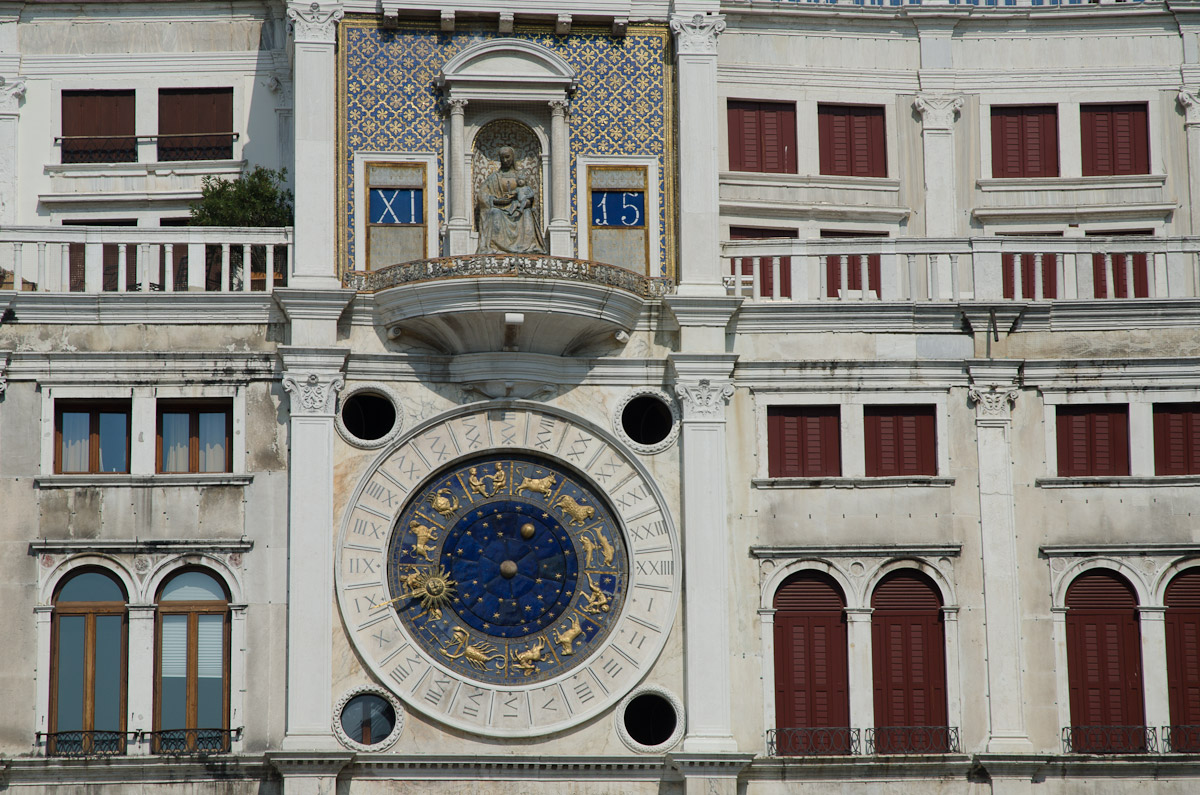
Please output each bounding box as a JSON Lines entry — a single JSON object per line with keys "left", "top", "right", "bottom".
{"left": 579, "top": 526, "right": 615, "bottom": 567}
{"left": 440, "top": 627, "right": 505, "bottom": 671}
{"left": 426, "top": 488, "right": 460, "bottom": 517}
{"left": 551, "top": 614, "right": 585, "bottom": 656}
{"left": 408, "top": 520, "right": 439, "bottom": 562}
{"left": 510, "top": 635, "right": 549, "bottom": 676}
{"left": 580, "top": 572, "right": 611, "bottom": 615}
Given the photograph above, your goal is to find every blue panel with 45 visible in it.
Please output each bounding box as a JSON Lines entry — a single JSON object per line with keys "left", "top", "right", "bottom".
{"left": 591, "top": 191, "right": 645, "bottom": 228}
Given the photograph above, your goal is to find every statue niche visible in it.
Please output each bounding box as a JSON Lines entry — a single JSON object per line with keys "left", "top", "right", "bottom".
{"left": 472, "top": 120, "right": 546, "bottom": 255}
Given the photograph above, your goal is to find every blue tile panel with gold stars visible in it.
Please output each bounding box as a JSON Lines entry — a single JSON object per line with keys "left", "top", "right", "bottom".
{"left": 386, "top": 454, "right": 628, "bottom": 686}
{"left": 338, "top": 19, "right": 674, "bottom": 277}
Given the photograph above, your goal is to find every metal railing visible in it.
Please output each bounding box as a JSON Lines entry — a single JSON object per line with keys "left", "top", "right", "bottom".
{"left": 147, "top": 727, "right": 241, "bottom": 755}
{"left": 1062, "top": 725, "right": 1157, "bottom": 754}
{"left": 721, "top": 236, "right": 1198, "bottom": 303}
{"left": 38, "top": 730, "right": 131, "bottom": 757}
{"left": 55, "top": 133, "right": 239, "bottom": 164}
{"left": 0, "top": 226, "right": 291, "bottom": 294}
{"left": 344, "top": 253, "right": 675, "bottom": 298}
{"left": 767, "top": 727, "right": 860, "bottom": 756}
{"left": 866, "top": 726, "right": 960, "bottom": 754}
{"left": 1163, "top": 725, "right": 1200, "bottom": 753}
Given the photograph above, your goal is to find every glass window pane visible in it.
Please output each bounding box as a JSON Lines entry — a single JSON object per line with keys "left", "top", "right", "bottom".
{"left": 196, "top": 615, "right": 224, "bottom": 728}
{"left": 55, "top": 615, "right": 86, "bottom": 732}
{"left": 159, "top": 614, "right": 187, "bottom": 731}
{"left": 93, "top": 614, "right": 123, "bottom": 732}
{"left": 197, "top": 412, "right": 227, "bottom": 473}
{"left": 97, "top": 412, "right": 127, "bottom": 473}
{"left": 58, "top": 571, "right": 125, "bottom": 603}
{"left": 161, "top": 571, "right": 226, "bottom": 602}
{"left": 340, "top": 693, "right": 395, "bottom": 745}
{"left": 60, "top": 412, "right": 90, "bottom": 473}
{"left": 160, "top": 412, "right": 190, "bottom": 472}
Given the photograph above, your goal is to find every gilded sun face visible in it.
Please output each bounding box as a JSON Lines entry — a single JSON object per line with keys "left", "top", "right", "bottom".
{"left": 410, "top": 566, "right": 456, "bottom": 618}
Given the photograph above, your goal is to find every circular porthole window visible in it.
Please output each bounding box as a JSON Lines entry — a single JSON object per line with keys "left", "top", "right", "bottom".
{"left": 616, "top": 685, "right": 684, "bottom": 753}
{"left": 333, "top": 686, "right": 404, "bottom": 751}
{"left": 613, "top": 389, "right": 680, "bottom": 455}
{"left": 336, "top": 383, "right": 402, "bottom": 449}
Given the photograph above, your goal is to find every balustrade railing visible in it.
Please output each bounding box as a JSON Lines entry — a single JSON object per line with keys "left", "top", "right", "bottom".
{"left": 866, "top": 726, "right": 960, "bottom": 754}
{"left": 1062, "top": 725, "right": 1156, "bottom": 754}
{"left": 721, "top": 236, "right": 1198, "bottom": 303}
{"left": 0, "top": 226, "right": 291, "bottom": 294}
{"left": 762, "top": 0, "right": 1147, "bottom": 7}
{"left": 767, "top": 727, "right": 860, "bottom": 756}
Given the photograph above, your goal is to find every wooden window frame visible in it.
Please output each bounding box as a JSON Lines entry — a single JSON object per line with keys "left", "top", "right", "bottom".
{"left": 727, "top": 100, "right": 798, "bottom": 174}
{"left": 54, "top": 400, "right": 131, "bottom": 475}
{"left": 863, "top": 405, "right": 937, "bottom": 477}
{"left": 817, "top": 104, "right": 887, "bottom": 178}
{"left": 157, "top": 87, "right": 235, "bottom": 162}
{"left": 1081, "top": 102, "right": 1150, "bottom": 177}
{"left": 60, "top": 89, "right": 136, "bottom": 165}
{"left": 1056, "top": 405, "right": 1130, "bottom": 477}
{"left": 990, "top": 105, "right": 1059, "bottom": 178}
{"left": 365, "top": 161, "right": 428, "bottom": 270}
{"left": 588, "top": 164, "right": 650, "bottom": 272}
{"left": 1154, "top": 403, "right": 1200, "bottom": 476}
{"left": 767, "top": 406, "right": 841, "bottom": 478}
{"left": 156, "top": 400, "right": 233, "bottom": 474}
{"left": 1165, "top": 569, "right": 1200, "bottom": 751}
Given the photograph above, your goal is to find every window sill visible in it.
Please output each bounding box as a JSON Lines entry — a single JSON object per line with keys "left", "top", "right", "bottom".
{"left": 977, "top": 174, "right": 1166, "bottom": 192}
{"left": 1037, "top": 475, "right": 1200, "bottom": 488}
{"left": 45, "top": 159, "right": 246, "bottom": 177}
{"left": 35, "top": 473, "right": 253, "bottom": 489}
{"left": 752, "top": 476, "right": 953, "bottom": 489}
{"left": 720, "top": 171, "right": 900, "bottom": 192}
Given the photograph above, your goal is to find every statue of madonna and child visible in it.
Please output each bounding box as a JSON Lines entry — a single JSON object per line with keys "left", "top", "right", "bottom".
{"left": 475, "top": 146, "right": 546, "bottom": 255}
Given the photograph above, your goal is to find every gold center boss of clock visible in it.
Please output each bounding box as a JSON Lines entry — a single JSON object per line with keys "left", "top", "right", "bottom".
{"left": 336, "top": 404, "right": 679, "bottom": 737}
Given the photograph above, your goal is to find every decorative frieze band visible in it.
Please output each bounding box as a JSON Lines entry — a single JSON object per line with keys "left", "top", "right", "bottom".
{"left": 670, "top": 13, "right": 726, "bottom": 56}
{"left": 282, "top": 371, "right": 345, "bottom": 415}
{"left": 674, "top": 378, "right": 734, "bottom": 420}
{"left": 287, "top": 1, "right": 343, "bottom": 45}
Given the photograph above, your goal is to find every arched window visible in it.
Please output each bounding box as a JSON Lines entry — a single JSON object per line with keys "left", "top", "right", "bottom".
{"left": 772, "top": 572, "right": 850, "bottom": 755}
{"left": 870, "top": 570, "right": 949, "bottom": 753}
{"left": 1165, "top": 568, "right": 1200, "bottom": 752}
{"left": 154, "top": 569, "right": 231, "bottom": 753}
{"left": 1065, "top": 569, "right": 1146, "bottom": 753}
{"left": 49, "top": 569, "right": 127, "bottom": 756}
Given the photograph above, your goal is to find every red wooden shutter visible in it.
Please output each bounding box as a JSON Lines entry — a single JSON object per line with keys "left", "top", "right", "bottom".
{"left": 1065, "top": 571, "right": 1145, "bottom": 752}
{"left": 1056, "top": 406, "right": 1130, "bottom": 477}
{"left": 1082, "top": 104, "right": 1149, "bottom": 177}
{"left": 1002, "top": 253, "right": 1058, "bottom": 299}
{"left": 767, "top": 406, "right": 840, "bottom": 477}
{"left": 773, "top": 574, "right": 849, "bottom": 753}
{"left": 728, "top": 101, "right": 795, "bottom": 174}
{"left": 159, "top": 88, "right": 234, "bottom": 161}
{"left": 1154, "top": 403, "right": 1200, "bottom": 475}
{"left": 991, "top": 106, "right": 1058, "bottom": 178}
{"left": 819, "top": 105, "right": 886, "bottom": 178}
{"left": 864, "top": 406, "right": 936, "bottom": 477}
{"left": 730, "top": 226, "right": 797, "bottom": 299}
{"left": 61, "top": 90, "right": 136, "bottom": 163}
{"left": 821, "top": 230, "right": 883, "bottom": 298}
{"left": 1166, "top": 569, "right": 1200, "bottom": 750}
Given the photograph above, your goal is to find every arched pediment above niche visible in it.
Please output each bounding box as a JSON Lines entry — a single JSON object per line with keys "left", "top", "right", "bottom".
{"left": 439, "top": 38, "right": 577, "bottom": 103}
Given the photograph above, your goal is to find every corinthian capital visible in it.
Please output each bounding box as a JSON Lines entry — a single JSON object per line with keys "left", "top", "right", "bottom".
{"left": 288, "top": 1, "right": 344, "bottom": 45}
{"left": 0, "top": 78, "right": 26, "bottom": 114}
{"left": 1179, "top": 88, "right": 1200, "bottom": 126}
{"left": 674, "top": 379, "right": 734, "bottom": 420}
{"left": 913, "top": 94, "right": 964, "bottom": 131}
{"left": 968, "top": 384, "right": 1019, "bottom": 423}
{"left": 670, "top": 13, "right": 726, "bottom": 56}
{"left": 282, "top": 371, "right": 345, "bottom": 415}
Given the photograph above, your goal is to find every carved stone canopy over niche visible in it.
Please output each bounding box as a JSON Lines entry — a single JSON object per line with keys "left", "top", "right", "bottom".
{"left": 439, "top": 38, "right": 577, "bottom": 104}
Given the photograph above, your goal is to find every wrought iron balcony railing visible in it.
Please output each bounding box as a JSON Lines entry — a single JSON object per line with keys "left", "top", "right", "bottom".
{"left": 147, "top": 727, "right": 241, "bottom": 755}
{"left": 38, "top": 730, "right": 131, "bottom": 757}
{"left": 1062, "top": 725, "right": 1157, "bottom": 754}
{"left": 866, "top": 726, "right": 960, "bottom": 755}
{"left": 767, "top": 727, "right": 860, "bottom": 756}
{"left": 1163, "top": 725, "right": 1200, "bottom": 753}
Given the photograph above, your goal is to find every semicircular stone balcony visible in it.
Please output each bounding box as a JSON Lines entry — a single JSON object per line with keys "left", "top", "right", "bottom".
{"left": 344, "top": 254, "right": 674, "bottom": 356}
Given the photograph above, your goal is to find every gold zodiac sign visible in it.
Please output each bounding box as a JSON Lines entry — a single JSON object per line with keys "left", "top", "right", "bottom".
{"left": 580, "top": 572, "right": 611, "bottom": 614}
{"left": 579, "top": 526, "right": 615, "bottom": 567}
{"left": 410, "top": 566, "right": 457, "bottom": 621}
{"left": 514, "top": 469, "right": 556, "bottom": 498}
{"left": 551, "top": 614, "right": 584, "bottom": 656}
{"left": 426, "top": 488, "right": 460, "bottom": 517}
{"left": 408, "top": 520, "right": 439, "bottom": 562}
{"left": 367, "top": 565, "right": 424, "bottom": 611}
{"left": 467, "top": 467, "right": 487, "bottom": 497}
{"left": 553, "top": 494, "right": 595, "bottom": 527}
{"left": 440, "top": 627, "right": 505, "bottom": 671}
{"left": 467, "top": 464, "right": 507, "bottom": 498}
{"left": 510, "top": 635, "right": 549, "bottom": 676}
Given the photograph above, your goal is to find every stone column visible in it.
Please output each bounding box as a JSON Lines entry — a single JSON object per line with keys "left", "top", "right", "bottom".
{"left": 126, "top": 604, "right": 156, "bottom": 754}
{"left": 967, "top": 364, "right": 1034, "bottom": 753}
{"left": 913, "top": 94, "right": 964, "bottom": 237}
{"left": 1138, "top": 606, "right": 1171, "bottom": 738}
{"left": 548, "top": 99, "right": 572, "bottom": 256}
{"left": 0, "top": 78, "right": 23, "bottom": 227}
{"left": 446, "top": 98, "right": 471, "bottom": 255}
{"left": 671, "top": 13, "right": 725, "bottom": 295}
{"left": 1177, "top": 89, "right": 1200, "bottom": 235}
{"left": 672, "top": 362, "right": 738, "bottom": 753}
{"left": 286, "top": 2, "right": 343, "bottom": 286}
{"left": 844, "top": 608, "right": 875, "bottom": 735}
{"left": 280, "top": 348, "right": 348, "bottom": 750}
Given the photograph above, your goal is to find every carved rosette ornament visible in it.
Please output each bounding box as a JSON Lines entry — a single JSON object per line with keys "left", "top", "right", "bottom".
{"left": 674, "top": 379, "right": 735, "bottom": 420}
{"left": 670, "top": 13, "right": 726, "bottom": 56}
{"left": 913, "top": 94, "right": 964, "bottom": 132}
{"left": 287, "top": 1, "right": 343, "bottom": 44}
{"left": 968, "top": 385, "right": 1020, "bottom": 424}
{"left": 0, "top": 78, "right": 26, "bottom": 114}
{"left": 282, "top": 371, "right": 345, "bottom": 415}
{"left": 1179, "top": 88, "right": 1200, "bottom": 127}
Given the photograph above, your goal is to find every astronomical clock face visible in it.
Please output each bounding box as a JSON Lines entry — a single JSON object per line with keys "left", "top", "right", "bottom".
{"left": 336, "top": 405, "right": 679, "bottom": 737}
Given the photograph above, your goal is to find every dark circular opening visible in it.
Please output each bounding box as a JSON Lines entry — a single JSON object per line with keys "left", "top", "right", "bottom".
{"left": 621, "top": 395, "right": 674, "bottom": 446}
{"left": 341, "top": 392, "right": 397, "bottom": 441}
{"left": 623, "top": 693, "right": 677, "bottom": 747}
{"left": 340, "top": 693, "right": 396, "bottom": 746}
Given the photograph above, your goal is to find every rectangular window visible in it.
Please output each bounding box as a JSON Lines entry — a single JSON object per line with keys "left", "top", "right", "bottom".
{"left": 1056, "top": 405, "right": 1130, "bottom": 477}
{"left": 61, "top": 90, "right": 136, "bottom": 164}
{"left": 158, "top": 88, "right": 234, "bottom": 161}
{"left": 366, "top": 162, "right": 427, "bottom": 269}
{"left": 990, "top": 105, "right": 1059, "bottom": 178}
{"left": 55, "top": 401, "right": 131, "bottom": 474}
{"left": 588, "top": 165, "right": 649, "bottom": 273}
{"left": 821, "top": 230, "right": 884, "bottom": 298}
{"left": 728, "top": 100, "right": 797, "bottom": 174}
{"left": 729, "top": 226, "right": 797, "bottom": 299}
{"left": 157, "top": 401, "right": 232, "bottom": 474}
{"left": 1082, "top": 103, "right": 1149, "bottom": 177}
{"left": 1154, "top": 403, "right": 1200, "bottom": 476}
{"left": 864, "top": 406, "right": 936, "bottom": 476}
{"left": 767, "top": 406, "right": 841, "bottom": 478}
{"left": 818, "top": 104, "right": 887, "bottom": 178}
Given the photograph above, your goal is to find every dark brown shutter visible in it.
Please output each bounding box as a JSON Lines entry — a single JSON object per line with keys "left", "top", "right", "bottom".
{"left": 1154, "top": 403, "right": 1200, "bottom": 475}
{"left": 730, "top": 226, "right": 797, "bottom": 299}
{"left": 871, "top": 572, "right": 947, "bottom": 745}
{"left": 821, "top": 230, "right": 884, "bottom": 298}
{"left": 159, "top": 88, "right": 233, "bottom": 160}
{"left": 1166, "top": 569, "right": 1200, "bottom": 745}
{"left": 1082, "top": 104, "right": 1149, "bottom": 177}
{"left": 1065, "top": 571, "right": 1144, "bottom": 750}
{"left": 773, "top": 574, "right": 849, "bottom": 746}
{"left": 767, "top": 406, "right": 840, "bottom": 477}
{"left": 819, "top": 105, "right": 886, "bottom": 178}
{"left": 1056, "top": 405, "right": 1129, "bottom": 477}
{"left": 728, "top": 101, "right": 796, "bottom": 174}
{"left": 864, "top": 406, "right": 936, "bottom": 477}
{"left": 61, "top": 90, "right": 136, "bottom": 163}
{"left": 991, "top": 106, "right": 1058, "bottom": 178}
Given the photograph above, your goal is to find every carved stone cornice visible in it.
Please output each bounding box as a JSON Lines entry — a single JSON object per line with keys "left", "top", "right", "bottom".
{"left": 670, "top": 13, "right": 726, "bottom": 57}
{"left": 1179, "top": 88, "right": 1200, "bottom": 127}
{"left": 282, "top": 371, "right": 345, "bottom": 416}
{"left": 913, "top": 94, "right": 964, "bottom": 132}
{"left": 0, "top": 77, "right": 25, "bottom": 114}
{"left": 968, "top": 384, "right": 1019, "bottom": 424}
{"left": 287, "top": 1, "right": 343, "bottom": 45}
{"left": 674, "top": 379, "right": 734, "bottom": 421}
